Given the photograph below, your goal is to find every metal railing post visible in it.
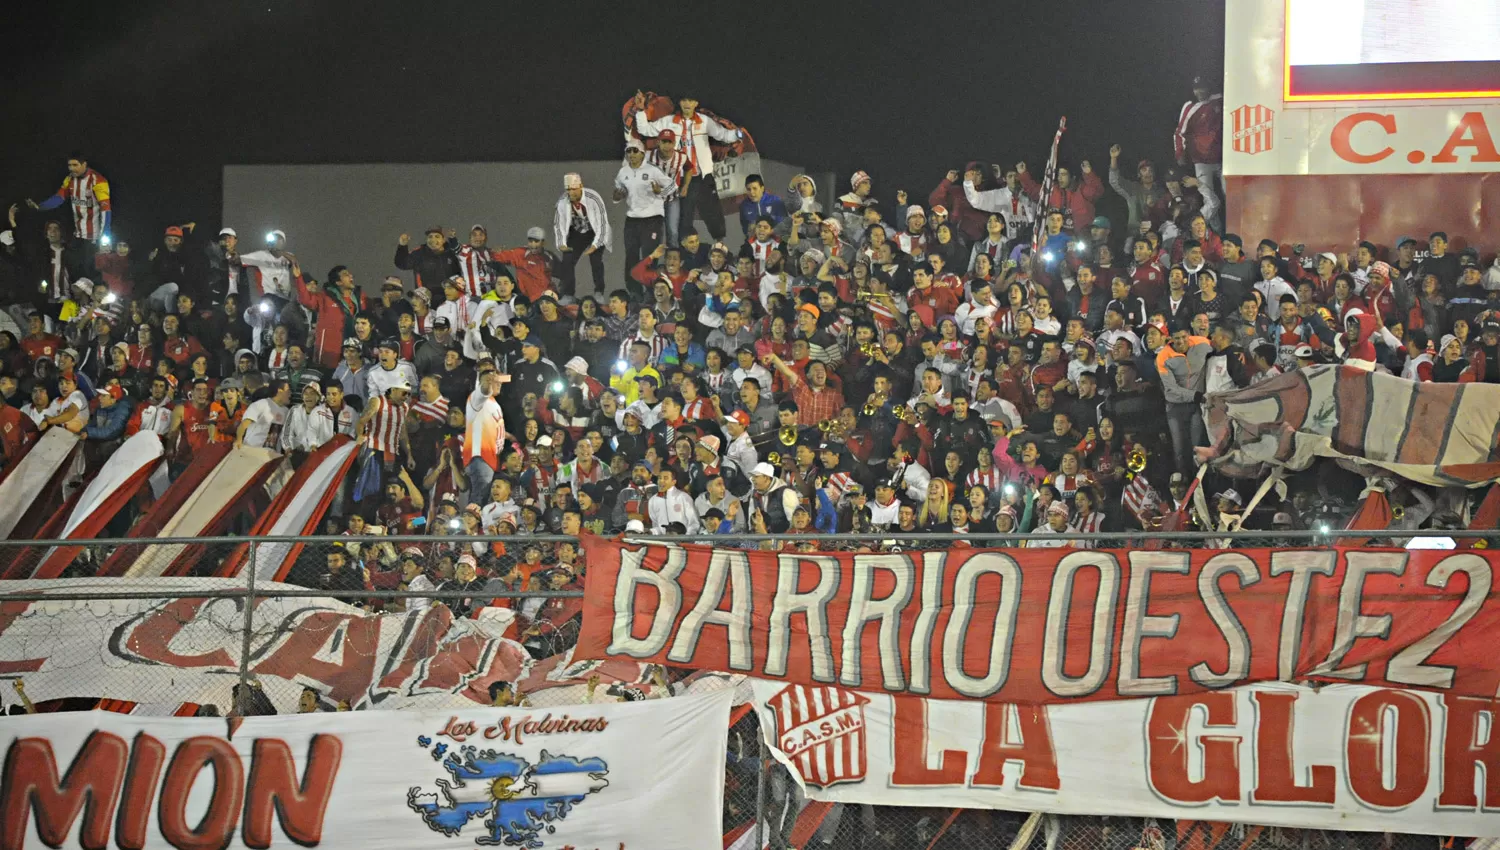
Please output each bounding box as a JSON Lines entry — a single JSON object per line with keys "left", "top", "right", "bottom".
{"left": 239, "top": 541, "right": 256, "bottom": 697}
{"left": 755, "top": 724, "right": 767, "bottom": 850}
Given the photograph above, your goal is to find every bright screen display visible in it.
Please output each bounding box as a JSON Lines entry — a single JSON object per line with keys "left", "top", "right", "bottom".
{"left": 1285, "top": 0, "right": 1500, "bottom": 100}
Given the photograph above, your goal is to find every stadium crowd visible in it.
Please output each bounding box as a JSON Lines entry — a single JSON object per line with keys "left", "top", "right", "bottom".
{"left": 0, "top": 82, "right": 1496, "bottom": 605}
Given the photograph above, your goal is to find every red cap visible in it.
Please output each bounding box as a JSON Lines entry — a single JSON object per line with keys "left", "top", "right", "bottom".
{"left": 104, "top": 384, "right": 125, "bottom": 401}
{"left": 722, "top": 410, "right": 750, "bottom": 428}
{"left": 164, "top": 226, "right": 184, "bottom": 237}
{"left": 657, "top": 129, "right": 676, "bottom": 141}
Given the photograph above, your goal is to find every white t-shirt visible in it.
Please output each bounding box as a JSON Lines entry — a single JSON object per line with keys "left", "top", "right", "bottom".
{"left": 42, "top": 391, "right": 88, "bottom": 423}
{"left": 366, "top": 361, "right": 418, "bottom": 400}
{"left": 241, "top": 398, "right": 288, "bottom": 449}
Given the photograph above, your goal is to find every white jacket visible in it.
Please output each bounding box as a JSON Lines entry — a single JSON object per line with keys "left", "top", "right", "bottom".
{"left": 554, "top": 188, "right": 612, "bottom": 251}
{"left": 633, "top": 110, "right": 741, "bottom": 180}
{"left": 614, "top": 162, "right": 670, "bottom": 219}
{"left": 649, "top": 487, "right": 701, "bottom": 534}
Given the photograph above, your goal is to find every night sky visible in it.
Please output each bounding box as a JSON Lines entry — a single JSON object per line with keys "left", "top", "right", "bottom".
{"left": 1, "top": 0, "right": 1224, "bottom": 247}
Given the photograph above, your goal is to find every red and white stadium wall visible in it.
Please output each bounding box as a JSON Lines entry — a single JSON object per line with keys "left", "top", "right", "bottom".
{"left": 1223, "top": 0, "right": 1500, "bottom": 255}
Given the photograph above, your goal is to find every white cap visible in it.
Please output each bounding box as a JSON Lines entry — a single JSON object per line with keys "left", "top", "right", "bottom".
{"left": 564, "top": 356, "right": 589, "bottom": 374}
{"left": 625, "top": 138, "right": 646, "bottom": 153}
{"left": 751, "top": 462, "right": 777, "bottom": 478}
{"left": 536, "top": 435, "right": 553, "bottom": 448}
{"left": 563, "top": 172, "right": 583, "bottom": 189}
{"left": 625, "top": 519, "right": 647, "bottom": 533}
{"left": 0, "top": 231, "right": 13, "bottom": 247}
{"left": 526, "top": 226, "right": 546, "bottom": 241}
{"left": 218, "top": 227, "right": 238, "bottom": 238}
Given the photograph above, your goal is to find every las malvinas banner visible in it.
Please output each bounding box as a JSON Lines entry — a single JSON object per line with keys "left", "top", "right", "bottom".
{"left": 577, "top": 537, "right": 1500, "bottom": 703}
{"left": 749, "top": 680, "right": 1499, "bottom": 835}
{"left": 0, "top": 690, "right": 731, "bottom": 850}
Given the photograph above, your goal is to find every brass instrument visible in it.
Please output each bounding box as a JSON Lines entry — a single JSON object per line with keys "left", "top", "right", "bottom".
{"left": 778, "top": 425, "right": 798, "bottom": 446}
{"left": 893, "top": 404, "right": 913, "bottom": 423}
{"left": 861, "top": 391, "right": 887, "bottom": 417}
{"left": 767, "top": 452, "right": 782, "bottom": 466}
{"left": 858, "top": 342, "right": 879, "bottom": 357}
{"left": 817, "top": 419, "right": 836, "bottom": 433}
{"left": 1125, "top": 445, "right": 1147, "bottom": 477}
{"left": 1391, "top": 504, "right": 1405, "bottom": 521}
{"left": 862, "top": 402, "right": 879, "bottom": 416}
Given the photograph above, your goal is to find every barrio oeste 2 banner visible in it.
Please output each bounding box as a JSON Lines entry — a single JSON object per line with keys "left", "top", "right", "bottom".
{"left": 577, "top": 537, "right": 1500, "bottom": 703}
{"left": 0, "top": 689, "right": 731, "bottom": 850}
{"left": 751, "top": 680, "right": 1500, "bottom": 835}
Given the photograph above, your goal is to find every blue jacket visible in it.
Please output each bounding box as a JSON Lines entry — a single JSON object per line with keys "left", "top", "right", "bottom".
{"left": 85, "top": 398, "right": 132, "bottom": 441}
{"left": 738, "top": 194, "right": 788, "bottom": 237}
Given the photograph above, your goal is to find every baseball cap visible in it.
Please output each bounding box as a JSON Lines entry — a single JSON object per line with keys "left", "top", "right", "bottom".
{"left": 625, "top": 138, "right": 646, "bottom": 153}
{"left": 433, "top": 316, "right": 451, "bottom": 329}
{"left": 342, "top": 337, "right": 361, "bottom": 350}
{"left": 657, "top": 129, "right": 676, "bottom": 141}
{"left": 1090, "top": 216, "right": 1111, "bottom": 230}
{"left": 722, "top": 410, "right": 750, "bottom": 428}
{"left": 1459, "top": 252, "right": 1480, "bottom": 269}
{"left": 378, "top": 338, "right": 400, "bottom": 351}
{"left": 165, "top": 226, "right": 183, "bottom": 237}
{"left": 1272, "top": 511, "right": 1296, "bottom": 527}
{"left": 1216, "top": 489, "right": 1243, "bottom": 506}
{"left": 1293, "top": 344, "right": 1314, "bottom": 358}
{"left": 751, "top": 462, "right": 777, "bottom": 478}
{"left": 930, "top": 205, "right": 948, "bottom": 217}
{"left": 526, "top": 227, "right": 546, "bottom": 241}
{"left": 625, "top": 519, "right": 646, "bottom": 534}
{"left": 218, "top": 227, "right": 237, "bottom": 238}
{"left": 1169, "top": 471, "right": 1186, "bottom": 484}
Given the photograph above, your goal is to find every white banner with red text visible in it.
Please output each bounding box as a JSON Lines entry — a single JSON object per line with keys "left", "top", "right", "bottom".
{"left": 751, "top": 680, "right": 1499, "bottom": 835}
{"left": 577, "top": 537, "right": 1500, "bottom": 704}
{"left": 0, "top": 578, "right": 531, "bottom": 712}
{"left": 0, "top": 689, "right": 730, "bottom": 850}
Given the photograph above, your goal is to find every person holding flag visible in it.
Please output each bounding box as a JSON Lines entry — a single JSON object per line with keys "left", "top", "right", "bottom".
{"left": 630, "top": 90, "right": 745, "bottom": 242}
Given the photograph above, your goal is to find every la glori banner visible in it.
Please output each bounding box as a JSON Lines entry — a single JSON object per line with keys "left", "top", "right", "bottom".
{"left": 750, "top": 680, "right": 1500, "bottom": 835}
{"left": 577, "top": 537, "right": 1500, "bottom": 703}
{"left": 0, "top": 578, "right": 531, "bottom": 712}
{"left": 0, "top": 689, "right": 731, "bottom": 850}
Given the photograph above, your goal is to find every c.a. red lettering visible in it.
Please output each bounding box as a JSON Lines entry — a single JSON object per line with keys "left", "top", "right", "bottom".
{"left": 1346, "top": 689, "right": 1430, "bottom": 809}
{"left": 0, "top": 732, "right": 129, "bottom": 850}
{"left": 1251, "top": 691, "right": 1335, "bottom": 804}
{"left": 120, "top": 598, "right": 237, "bottom": 669}
{"left": 1437, "top": 695, "right": 1500, "bottom": 809}
{"left": 1430, "top": 112, "right": 1500, "bottom": 164}
{"left": 1329, "top": 112, "right": 1397, "bottom": 164}
{"left": 890, "top": 696, "right": 965, "bottom": 785}
{"left": 1146, "top": 692, "right": 1241, "bottom": 803}
{"left": 971, "top": 703, "right": 1060, "bottom": 790}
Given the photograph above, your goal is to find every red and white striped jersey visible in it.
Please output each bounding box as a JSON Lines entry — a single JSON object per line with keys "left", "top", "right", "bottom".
{"left": 1121, "top": 474, "right": 1162, "bottom": 527}
{"left": 454, "top": 245, "right": 497, "bottom": 297}
{"left": 58, "top": 169, "right": 111, "bottom": 241}
{"left": 1069, "top": 510, "right": 1105, "bottom": 546}
{"left": 744, "top": 238, "right": 781, "bottom": 277}
{"left": 1045, "top": 471, "right": 1094, "bottom": 501}
{"left": 765, "top": 683, "right": 869, "bottom": 788}
{"left": 966, "top": 466, "right": 1005, "bottom": 496}
{"left": 411, "top": 395, "right": 450, "bottom": 423}
{"left": 618, "top": 332, "right": 668, "bottom": 365}
{"left": 647, "top": 147, "right": 691, "bottom": 198}
{"left": 682, "top": 397, "right": 714, "bottom": 422}
{"left": 364, "top": 396, "right": 408, "bottom": 456}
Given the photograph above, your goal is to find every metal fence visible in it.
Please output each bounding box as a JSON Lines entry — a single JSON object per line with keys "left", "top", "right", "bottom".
{"left": 0, "top": 532, "right": 1474, "bottom": 849}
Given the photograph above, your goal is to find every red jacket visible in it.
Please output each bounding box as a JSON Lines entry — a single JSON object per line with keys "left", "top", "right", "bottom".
{"left": 1019, "top": 170, "right": 1105, "bottom": 231}
{"left": 927, "top": 178, "right": 986, "bottom": 243}
{"left": 294, "top": 274, "right": 350, "bottom": 370}
{"left": 492, "top": 247, "right": 555, "bottom": 302}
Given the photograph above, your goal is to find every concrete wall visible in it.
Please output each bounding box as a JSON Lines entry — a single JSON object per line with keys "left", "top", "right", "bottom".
{"left": 222, "top": 159, "right": 826, "bottom": 299}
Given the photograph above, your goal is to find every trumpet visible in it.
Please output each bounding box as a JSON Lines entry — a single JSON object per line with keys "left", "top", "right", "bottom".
{"left": 817, "top": 419, "right": 836, "bottom": 433}
{"left": 767, "top": 452, "right": 782, "bottom": 466}
{"left": 1125, "top": 445, "right": 1147, "bottom": 476}
{"left": 893, "top": 405, "right": 913, "bottom": 423}
{"left": 862, "top": 402, "right": 879, "bottom": 416}
{"left": 858, "top": 342, "right": 879, "bottom": 357}
{"left": 778, "top": 425, "right": 798, "bottom": 446}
